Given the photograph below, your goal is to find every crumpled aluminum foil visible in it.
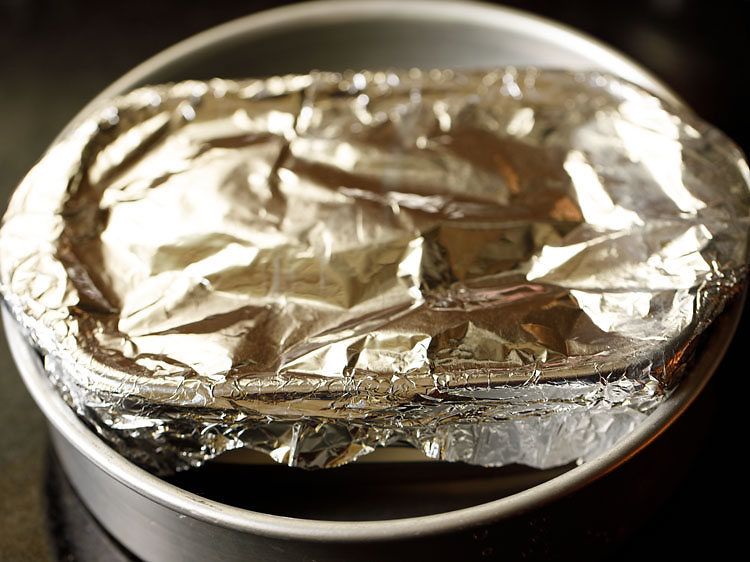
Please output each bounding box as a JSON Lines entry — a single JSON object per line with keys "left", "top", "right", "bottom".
{"left": 1, "top": 68, "right": 748, "bottom": 473}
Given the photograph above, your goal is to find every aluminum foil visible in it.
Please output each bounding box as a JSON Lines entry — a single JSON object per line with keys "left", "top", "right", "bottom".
{"left": 1, "top": 69, "right": 749, "bottom": 473}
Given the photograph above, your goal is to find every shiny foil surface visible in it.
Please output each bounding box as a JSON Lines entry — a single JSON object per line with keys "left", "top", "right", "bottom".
{"left": 1, "top": 69, "right": 748, "bottom": 472}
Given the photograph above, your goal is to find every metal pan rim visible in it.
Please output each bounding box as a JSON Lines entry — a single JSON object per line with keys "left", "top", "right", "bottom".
{"left": 6, "top": 285, "right": 743, "bottom": 544}
{"left": 61, "top": 0, "right": 681, "bottom": 141}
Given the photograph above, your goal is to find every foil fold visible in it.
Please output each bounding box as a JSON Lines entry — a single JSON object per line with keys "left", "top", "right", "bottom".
{"left": 1, "top": 68, "right": 748, "bottom": 472}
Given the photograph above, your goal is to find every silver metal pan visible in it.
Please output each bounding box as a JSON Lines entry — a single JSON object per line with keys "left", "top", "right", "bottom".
{"left": 4, "top": 1, "right": 738, "bottom": 560}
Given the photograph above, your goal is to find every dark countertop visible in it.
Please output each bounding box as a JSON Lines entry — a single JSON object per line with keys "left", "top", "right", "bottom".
{"left": 0, "top": 1, "right": 747, "bottom": 560}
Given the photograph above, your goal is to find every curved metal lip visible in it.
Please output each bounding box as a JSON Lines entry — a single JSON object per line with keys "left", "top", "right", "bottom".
{"left": 7, "top": 297, "right": 743, "bottom": 542}
{"left": 3, "top": 0, "right": 722, "bottom": 545}
{"left": 60, "top": 0, "right": 681, "bottom": 140}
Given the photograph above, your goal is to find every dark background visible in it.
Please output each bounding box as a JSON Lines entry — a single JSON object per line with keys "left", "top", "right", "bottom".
{"left": 0, "top": 1, "right": 747, "bottom": 560}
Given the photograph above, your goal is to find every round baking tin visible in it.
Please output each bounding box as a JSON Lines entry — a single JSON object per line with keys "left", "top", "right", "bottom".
{"left": 3, "top": 1, "right": 738, "bottom": 560}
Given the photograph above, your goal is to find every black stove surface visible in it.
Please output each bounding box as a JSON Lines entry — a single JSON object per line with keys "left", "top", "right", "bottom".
{"left": 1, "top": 1, "right": 747, "bottom": 560}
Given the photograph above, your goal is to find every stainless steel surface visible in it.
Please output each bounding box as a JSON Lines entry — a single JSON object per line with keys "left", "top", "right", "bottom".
{"left": 1, "top": 1, "right": 742, "bottom": 561}
{"left": 67, "top": 0, "right": 681, "bottom": 132}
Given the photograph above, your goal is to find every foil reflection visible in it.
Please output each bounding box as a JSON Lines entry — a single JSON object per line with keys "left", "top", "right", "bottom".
{"left": 1, "top": 69, "right": 748, "bottom": 472}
